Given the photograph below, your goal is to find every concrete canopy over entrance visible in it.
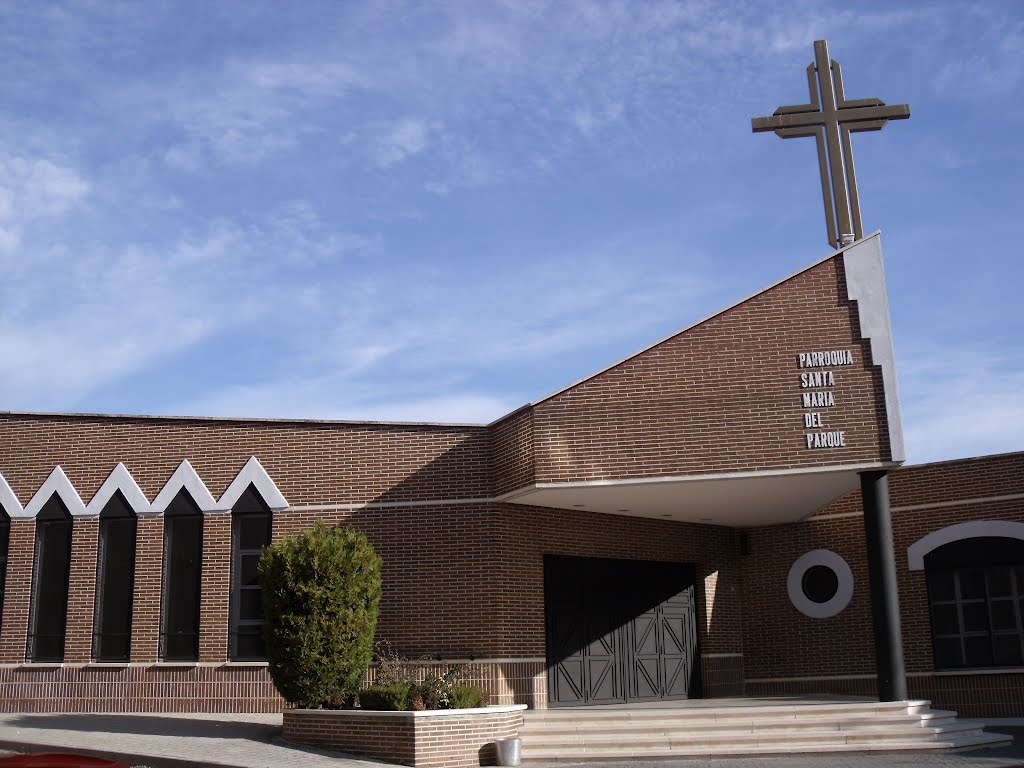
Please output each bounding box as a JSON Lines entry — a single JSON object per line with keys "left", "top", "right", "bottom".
{"left": 492, "top": 235, "right": 904, "bottom": 528}
{"left": 501, "top": 463, "right": 896, "bottom": 527}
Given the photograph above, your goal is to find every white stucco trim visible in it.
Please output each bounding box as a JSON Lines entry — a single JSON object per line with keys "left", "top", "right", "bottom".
{"left": 23, "top": 466, "right": 88, "bottom": 518}
{"left": 151, "top": 459, "right": 218, "bottom": 515}
{"left": 215, "top": 456, "right": 288, "bottom": 512}
{"left": 0, "top": 472, "right": 25, "bottom": 519}
{"left": 787, "top": 549, "right": 854, "bottom": 619}
{"left": 842, "top": 234, "right": 905, "bottom": 463}
{"left": 87, "top": 463, "right": 152, "bottom": 516}
{"left": 907, "top": 520, "right": 1024, "bottom": 571}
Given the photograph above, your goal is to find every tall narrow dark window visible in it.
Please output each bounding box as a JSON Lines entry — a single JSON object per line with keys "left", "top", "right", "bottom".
{"left": 230, "top": 485, "right": 272, "bottom": 660}
{"left": 0, "top": 505, "right": 10, "bottom": 632}
{"left": 28, "top": 494, "right": 73, "bottom": 662}
{"left": 160, "top": 489, "right": 203, "bottom": 661}
{"left": 93, "top": 490, "right": 137, "bottom": 662}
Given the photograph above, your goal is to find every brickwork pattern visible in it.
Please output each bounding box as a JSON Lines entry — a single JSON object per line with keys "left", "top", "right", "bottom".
{"left": 0, "top": 520, "right": 34, "bottom": 662}
{"left": 531, "top": 256, "right": 891, "bottom": 484}
{"left": 0, "top": 414, "right": 491, "bottom": 507}
{"left": 282, "top": 708, "right": 523, "bottom": 768}
{"left": 487, "top": 504, "right": 743, "bottom": 681}
{"left": 131, "top": 516, "right": 163, "bottom": 662}
{"left": 702, "top": 655, "right": 746, "bottom": 697}
{"left": 741, "top": 452, "right": 1024, "bottom": 716}
{"left": 0, "top": 664, "right": 283, "bottom": 713}
{"left": 200, "top": 514, "right": 230, "bottom": 662}
{"left": 490, "top": 408, "right": 534, "bottom": 497}
{"left": 65, "top": 518, "right": 99, "bottom": 662}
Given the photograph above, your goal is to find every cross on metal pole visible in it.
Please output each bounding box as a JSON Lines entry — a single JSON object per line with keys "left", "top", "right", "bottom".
{"left": 752, "top": 40, "right": 910, "bottom": 249}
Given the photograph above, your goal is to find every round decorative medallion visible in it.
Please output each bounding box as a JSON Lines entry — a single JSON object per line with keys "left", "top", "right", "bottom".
{"left": 787, "top": 549, "right": 853, "bottom": 619}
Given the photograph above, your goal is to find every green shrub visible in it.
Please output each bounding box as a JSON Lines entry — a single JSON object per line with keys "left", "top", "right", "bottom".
{"left": 449, "top": 685, "right": 488, "bottom": 709}
{"left": 259, "top": 522, "right": 382, "bottom": 709}
{"left": 359, "top": 682, "right": 412, "bottom": 711}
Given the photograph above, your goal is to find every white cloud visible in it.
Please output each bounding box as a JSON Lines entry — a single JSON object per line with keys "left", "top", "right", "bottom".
{"left": 900, "top": 342, "right": 1024, "bottom": 464}
{"left": 375, "top": 118, "right": 432, "bottom": 167}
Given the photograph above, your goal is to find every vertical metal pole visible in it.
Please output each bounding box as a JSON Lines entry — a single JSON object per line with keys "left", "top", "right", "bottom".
{"left": 860, "top": 471, "right": 908, "bottom": 701}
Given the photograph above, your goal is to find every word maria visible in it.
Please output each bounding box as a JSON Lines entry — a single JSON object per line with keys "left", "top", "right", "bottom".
{"left": 796, "top": 348, "right": 853, "bottom": 450}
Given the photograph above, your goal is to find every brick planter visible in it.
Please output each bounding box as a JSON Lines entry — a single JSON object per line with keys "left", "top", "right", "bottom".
{"left": 282, "top": 704, "right": 527, "bottom": 768}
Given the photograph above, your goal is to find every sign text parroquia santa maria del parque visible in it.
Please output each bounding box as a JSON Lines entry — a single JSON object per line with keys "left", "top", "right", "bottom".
{"left": 798, "top": 349, "right": 854, "bottom": 449}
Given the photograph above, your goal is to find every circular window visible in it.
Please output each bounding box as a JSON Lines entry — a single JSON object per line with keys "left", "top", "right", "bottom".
{"left": 787, "top": 550, "right": 853, "bottom": 619}
{"left": 802, "top": 565, "right": 839, "bottom": 603}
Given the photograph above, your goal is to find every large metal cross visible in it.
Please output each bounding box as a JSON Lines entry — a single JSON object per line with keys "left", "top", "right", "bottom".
{"left": 752, "top": 40, "right": 910, "bottom": 249}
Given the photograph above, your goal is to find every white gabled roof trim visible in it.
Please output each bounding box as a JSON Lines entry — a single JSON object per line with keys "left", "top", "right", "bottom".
{"left": 87, "top": 463, "right": 152, "bottom": 517}
{"left": 907, "top": 520, "right": 1024, "bottom": 571}
{"left": 215, "top": 456, "right": 288, "bottom": 512}
{"left": 24, "top": 466, "right": 88, "bottom": 518}
{"left": 0, "top": 472, "right": 25, "bottom": 519}
{"left": 151, "top": 459, "right": 218, "bottom": 514}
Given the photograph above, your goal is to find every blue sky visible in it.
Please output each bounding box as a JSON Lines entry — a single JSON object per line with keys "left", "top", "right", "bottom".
{"left": 1, "top": 1, "right": 1021, "bottom": 465}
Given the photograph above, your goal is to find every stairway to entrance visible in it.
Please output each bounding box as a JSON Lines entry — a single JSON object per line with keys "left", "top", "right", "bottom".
{"left": 518, "top": 697, "right": 1012, "bottom": 762}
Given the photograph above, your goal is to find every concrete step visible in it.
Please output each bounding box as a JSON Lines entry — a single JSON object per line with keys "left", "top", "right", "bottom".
{"left": 522, "top": 713, "right": 940, "bottom": 736}
{"left": 522, "top": 722, "right": 985, "bottom": 749}
{"left": 517, "top": 700, "right": 1011, "bottom": 762}
{"left": 520, "top": 731, "right": 1013, "bottom": 762}
{"left": 526, "top": 699, "right": 928, "bottom": 722}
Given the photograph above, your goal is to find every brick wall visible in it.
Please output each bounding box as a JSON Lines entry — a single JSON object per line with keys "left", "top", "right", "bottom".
{"left": 531, "top": 255, "right": 891, "bottom": 484}
{"left": 282, "top": 707, "right": 525, "bottom": 768}
{"left": 65, "top": 517, "right": 99, "bottom": 662}
{"left": 741, "top": 452, "right": 1024, "bottom": 715}
{"left": 491, "top": 407, "right": 534, "bottom": 497}
{"left": 0, "top": 520, "right": 34, "bottom": 662}
{"left": 131, "top": 516, "right": 163, "bottom": 662}
{"left": 0, "top": 414, "right": 491, "bottom": 507}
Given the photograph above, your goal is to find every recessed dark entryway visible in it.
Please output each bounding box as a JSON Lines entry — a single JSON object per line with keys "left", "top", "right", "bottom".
{"left": 544, "top": 555, "right": 701, "bottom": 707}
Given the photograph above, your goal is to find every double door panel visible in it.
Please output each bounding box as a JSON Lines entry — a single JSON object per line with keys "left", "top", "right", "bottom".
{"left": 545, "top": 555, "right": 699, "bottom": 707}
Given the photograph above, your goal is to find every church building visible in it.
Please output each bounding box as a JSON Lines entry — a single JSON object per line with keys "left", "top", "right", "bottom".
{"left": 1, "top": 232, "right": 1021, "bottom": 718}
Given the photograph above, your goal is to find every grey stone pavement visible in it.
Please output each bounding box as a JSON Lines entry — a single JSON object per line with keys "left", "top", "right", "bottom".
{"left": 0, "top": 713, "right": 1019, "bottom": 768}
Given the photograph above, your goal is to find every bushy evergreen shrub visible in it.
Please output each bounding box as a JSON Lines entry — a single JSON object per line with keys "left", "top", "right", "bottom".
{"left": 449, "top": 684, "right": 488, "bottom": 709}
{"left": 358, "top": 682, "right": 412, "bottom": 711}
{"left": 259, "top": 522, "right": 382, "bottom": 708}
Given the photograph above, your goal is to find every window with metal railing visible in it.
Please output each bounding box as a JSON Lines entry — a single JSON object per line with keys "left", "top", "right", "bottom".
{"left": 926, "top": 537, "right": 1024, "bottom": 669}
{"left": 229, "top": 484, "right": 271, "bottom": 661}
{"left": 27, "top": 494, "right": 73, "bottom": 662}
{"left": 93, "top": 490, "right": 137, "bottom": 662}
{"left": 160, "top": 489, "right": 203, "bottom": 662}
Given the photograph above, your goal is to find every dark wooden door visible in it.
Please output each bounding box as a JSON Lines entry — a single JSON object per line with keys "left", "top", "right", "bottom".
{"left": 545, "top": 555, "right": 699, "bottom": 707}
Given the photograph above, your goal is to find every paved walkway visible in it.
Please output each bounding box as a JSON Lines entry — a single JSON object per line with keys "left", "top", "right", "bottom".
{"left": 0, "top": 713, "right": 386, "bottom": 768}
{"left": 0, "top": 713, "right": 1018, "bottom": 768}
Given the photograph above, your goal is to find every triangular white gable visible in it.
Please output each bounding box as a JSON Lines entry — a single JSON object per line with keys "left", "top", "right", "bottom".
{"left": 87, "top": 463, "right": 152, "bottom": 517}
{"left": 23, "top": 466, "right": 88, "bottom": 518}
{"left": 151, "top": 459, "right": 218, "bottom": 514}
{"left": 215, "top": 456, "right": 288, "bottom": 512}
{"left": 0, "top": 472, "right": 26, "bottom": 519}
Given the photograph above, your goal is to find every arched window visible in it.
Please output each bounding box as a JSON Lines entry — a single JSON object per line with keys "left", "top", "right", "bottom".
{"left": 28, "top": 494, "right": 73, "bottom": 662}
{"left": 925, "top": 536, "right": 1024, "bottom": 669}
{"left": 0, "top": 505, "right": 9, "bottom": 632}
{"left": 229, "top": 484, "right": 272, "bottom": 660}
{"left": 93, "top": 490, "right": 137, "bottom": 662}
{"left": 161, "top": 489, "right": 203, "bottom": 661}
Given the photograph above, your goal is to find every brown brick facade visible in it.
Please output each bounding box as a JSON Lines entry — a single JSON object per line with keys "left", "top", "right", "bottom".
{"left": 741, "top": 452, "right": 1024, "bottom": 716}
{"left": 282, "top": 707, "right": 525, "bottom": 768}
{"left": 0, "top": 242, "right": 1019, "bottom": 718}
{"left": 528, "top": 255, "right": 892, "bottom": 485}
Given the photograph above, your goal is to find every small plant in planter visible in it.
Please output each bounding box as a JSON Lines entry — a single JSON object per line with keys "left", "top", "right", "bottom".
{"left": 359, "top": 641, "right": 489, "bottom": 711}
{"left": 259, "top": 522, "right": 382, "bottom": 709}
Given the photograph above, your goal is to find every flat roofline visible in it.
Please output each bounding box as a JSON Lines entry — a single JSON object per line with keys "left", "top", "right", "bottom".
{"left": 0, "top": 409, "right": 487, "bottom": 431}
{"left": 902, "top": 449, "right": 1024, "bottom": 470}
